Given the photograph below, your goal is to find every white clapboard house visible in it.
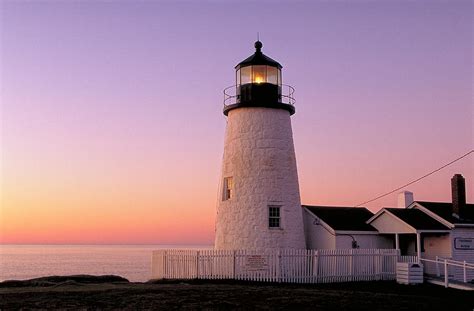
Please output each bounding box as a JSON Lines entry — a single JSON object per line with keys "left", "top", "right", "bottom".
{"left": 367, "top": 174, "right": 474, "bottom": 281}
{"left": 301, "top": 174, "right": 474, "bottom": 281}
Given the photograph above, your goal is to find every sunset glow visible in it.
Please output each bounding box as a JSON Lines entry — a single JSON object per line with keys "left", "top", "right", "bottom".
{"left": 1, "top": 1, "right": 472, "bottom": 245}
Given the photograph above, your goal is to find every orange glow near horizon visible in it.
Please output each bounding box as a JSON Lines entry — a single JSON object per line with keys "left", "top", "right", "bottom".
{"left": 0, "top": 151, "right": 217, "bottom": 244}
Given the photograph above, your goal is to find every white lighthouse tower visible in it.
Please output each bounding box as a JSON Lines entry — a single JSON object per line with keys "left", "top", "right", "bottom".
{"left": 215, "top": 41, "right": 305, "bottom": 250}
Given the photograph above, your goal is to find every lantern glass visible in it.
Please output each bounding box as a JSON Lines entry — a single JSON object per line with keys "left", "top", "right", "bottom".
{"left": 236, "top": 69, "right": 241, "bottom": 86}
{"left": 252, "top": 65, "right": 266, "bottom": 84}
{"left": 238, "top": 65, "right": 280, "bottom": 86}
{"left": 241, "top": 66, "right": 251, "bottom": 84}
{"left": 267, "top": 66, "right": 278, "bottom": 85}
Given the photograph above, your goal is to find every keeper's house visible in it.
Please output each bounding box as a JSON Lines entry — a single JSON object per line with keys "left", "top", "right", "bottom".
{"left": 303, "top": 174, "right": 474, "bottom": 280}
{"left": 367, "top": 175, "right": 473, "bottom": 260}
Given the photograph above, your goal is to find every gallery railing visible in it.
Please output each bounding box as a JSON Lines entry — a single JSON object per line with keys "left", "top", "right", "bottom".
{"left": 223, "top": 84, "right": 295, "bottom": 107}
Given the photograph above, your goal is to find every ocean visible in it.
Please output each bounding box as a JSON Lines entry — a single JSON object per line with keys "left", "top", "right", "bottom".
{"left": 0, "top": 244, "right": 212, "bottom": 282}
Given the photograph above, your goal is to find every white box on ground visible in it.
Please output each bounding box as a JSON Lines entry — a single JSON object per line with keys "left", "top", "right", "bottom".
{"left": 396, "top": 262, "right": 423, "bottom": 285}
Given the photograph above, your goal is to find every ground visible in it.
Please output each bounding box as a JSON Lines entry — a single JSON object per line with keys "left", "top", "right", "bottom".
{"left": 0, "top": 276, "right": 473, "bottom": 310}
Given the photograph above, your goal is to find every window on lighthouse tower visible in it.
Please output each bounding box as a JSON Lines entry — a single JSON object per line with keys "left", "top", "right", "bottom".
{"left": 268, "top": 206, "right": 281, "bottom": 228}
{"left": 222, "top": 177, "right": 233, "bottom": 201}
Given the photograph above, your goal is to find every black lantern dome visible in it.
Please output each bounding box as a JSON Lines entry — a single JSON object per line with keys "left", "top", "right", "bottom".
{"left": 223, "top": 41, "right": 295, "bottom": 116}
{"left": 235, "top": 41, "right": 282, "bottom": 70}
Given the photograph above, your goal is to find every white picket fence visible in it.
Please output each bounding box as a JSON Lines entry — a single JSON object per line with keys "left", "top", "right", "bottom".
{"left": 152, "top": 249, "right": 412, "bottom": 283}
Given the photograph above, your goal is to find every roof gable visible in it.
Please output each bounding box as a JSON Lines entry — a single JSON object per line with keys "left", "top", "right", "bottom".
{"left": 368, "top": 209, "right": 417, "bottom": 233}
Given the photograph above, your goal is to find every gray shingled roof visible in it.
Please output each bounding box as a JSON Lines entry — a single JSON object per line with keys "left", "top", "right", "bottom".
{"left": 415, "top": 201, "right": 474, "bottom": 224}
{"left": 303, "top": 205, "right": 377, "bottom": 231}
{"left": 385, "top": 208, "right": 450, "bottom": 230}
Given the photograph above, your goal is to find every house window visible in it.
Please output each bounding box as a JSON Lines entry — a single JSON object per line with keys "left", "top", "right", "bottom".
{"left": 223, "top": 177, "right": 233, "bottom": 201}
{"left": 269, "top": 206, "right": 281, "bottom": 228}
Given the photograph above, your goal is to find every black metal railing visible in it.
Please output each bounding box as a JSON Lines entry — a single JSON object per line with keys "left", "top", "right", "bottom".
{"left": 223, "top": 84, "right": 295, "bottom": 107}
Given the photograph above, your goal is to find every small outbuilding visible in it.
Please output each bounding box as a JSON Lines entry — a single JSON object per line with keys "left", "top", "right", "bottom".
{"left": 303, "top": 205, "right": 392, "bottom": 249}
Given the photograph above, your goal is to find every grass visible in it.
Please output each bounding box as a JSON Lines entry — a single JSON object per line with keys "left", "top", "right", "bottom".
{"left": 1, "top": 275, "right": 473, "bottom": 310}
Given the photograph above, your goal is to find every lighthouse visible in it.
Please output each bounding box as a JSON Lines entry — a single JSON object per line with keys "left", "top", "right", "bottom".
{"left": 215, "top": 41, "right": 306, "bottom": 250}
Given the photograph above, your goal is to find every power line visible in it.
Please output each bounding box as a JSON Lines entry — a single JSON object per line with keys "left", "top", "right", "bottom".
{"left": 355, "top": 149, "right": 474, "bottom": 207}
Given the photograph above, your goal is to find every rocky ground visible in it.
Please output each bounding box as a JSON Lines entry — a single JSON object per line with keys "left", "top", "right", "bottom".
{"left": 0, "top": 275, "right": 473, "bottom": 310}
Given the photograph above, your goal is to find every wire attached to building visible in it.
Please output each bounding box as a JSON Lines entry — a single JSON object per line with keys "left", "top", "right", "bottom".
{"left": 355, "top": 149, "right": 474, "bottom": 207}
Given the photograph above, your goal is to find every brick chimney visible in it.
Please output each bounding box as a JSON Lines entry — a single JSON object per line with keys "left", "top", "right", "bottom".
{"left": 452, "top": 174, "right": 466, "bottom": 219}
{"left": 398, "top": 191, "right": 414, "bottom": 208}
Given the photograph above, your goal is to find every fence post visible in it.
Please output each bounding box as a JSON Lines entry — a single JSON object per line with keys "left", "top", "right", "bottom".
{"left": 350, "top": 249, "right": 354, "bottom": 281}
{"left": 435, "top": 256, "right": 440, "bottom": 277}
{"left": 463, "top": 261, "right": 467, "bottom": 283}
{"left": 312, "top": 250, "right": 318, "bottom": 283}
{"left": 376, "top": 249, "right": 381, "bottom": 280}
{"left": 164, "top": 250, "right": 168, "bottom": 279}
{"left": 233, "top": 250, "right": 236, "bottom": 280}
{"left": 276, "top": 249, "right": 281, "bottom": 283}
{"left": 196, "top": 250, "right": 200, "bottom": 279}
{"left": 444, "top": 259, "right": 448, "bottom": 288}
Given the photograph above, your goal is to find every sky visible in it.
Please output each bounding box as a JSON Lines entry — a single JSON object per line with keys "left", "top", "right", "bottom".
{"left": 1, "top": 0, "right": 472, "bottom": 245}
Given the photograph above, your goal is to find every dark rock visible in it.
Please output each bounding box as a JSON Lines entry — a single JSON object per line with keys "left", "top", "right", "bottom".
{"left": 0, "top": 275, "right": 129, "bottom": 287}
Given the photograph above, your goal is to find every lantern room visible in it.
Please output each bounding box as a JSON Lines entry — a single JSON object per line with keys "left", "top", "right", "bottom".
{"left": 236, "top": 41, "right": 282, "bottom": 86}
{"left": 223, "top": 41, "right": 295, "bottom": 116}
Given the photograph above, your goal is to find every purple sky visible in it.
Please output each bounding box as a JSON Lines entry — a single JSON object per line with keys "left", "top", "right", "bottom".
{"left": 1, "top": 0, "right": 473, "bottom": 244}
